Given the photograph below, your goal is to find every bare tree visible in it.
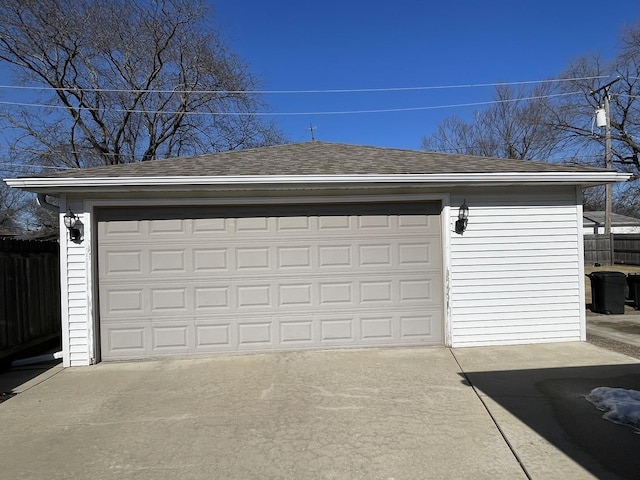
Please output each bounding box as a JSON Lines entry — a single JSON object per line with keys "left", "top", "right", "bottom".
{"left": 0, "top": 181, "right": 28, "bottom": 232}
{"left": 551, "top": 23, "right": 640, "bottom": 172}
{"left": 0, "top": 0, "right": 285, "bottom": 171}
{"left": 541, "top": 21, "right": 640, "bottom": 216}
{"left": 422, "top": 21, "right": 640, "bottom": 217}
{"left": 422, "top": 83, "right": 562, "bottom": 161}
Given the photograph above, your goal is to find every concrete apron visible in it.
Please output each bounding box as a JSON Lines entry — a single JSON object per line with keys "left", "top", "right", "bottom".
{"left": 0, "top": 343, "right": 638, "bottom": 480}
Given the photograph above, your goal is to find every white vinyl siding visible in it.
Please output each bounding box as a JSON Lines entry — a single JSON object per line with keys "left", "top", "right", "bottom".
{"left": 61, "top": 202, "right": 92, "bottom": 366}
{"left": 449, "top": 188, "right": 584, "bottom": 347}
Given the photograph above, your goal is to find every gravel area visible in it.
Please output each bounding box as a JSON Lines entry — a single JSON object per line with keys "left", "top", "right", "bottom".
{"left": 587, "top": 333, "right": 640, "bottom": 360}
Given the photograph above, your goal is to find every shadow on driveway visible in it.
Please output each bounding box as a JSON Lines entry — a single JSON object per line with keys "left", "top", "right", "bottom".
{"left": 462, "top": 363, "right": 640, "bottom": 480}
{"left": 0, "top": 359, "right": 63, "bottom": 401}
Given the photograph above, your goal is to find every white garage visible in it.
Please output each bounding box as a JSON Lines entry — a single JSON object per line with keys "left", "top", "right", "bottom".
{"left": 97, "top": 203, "right": 443, "bottom": 360}
{"left": 4, "top": 141, "right": 631, "bottom": 366}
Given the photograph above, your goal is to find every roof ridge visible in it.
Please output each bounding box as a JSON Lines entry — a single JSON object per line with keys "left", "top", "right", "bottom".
{"left": 7, "top": 141, "right": 621, "bottom": 181}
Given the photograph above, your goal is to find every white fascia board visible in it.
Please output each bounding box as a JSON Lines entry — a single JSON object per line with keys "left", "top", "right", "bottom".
{"left": 4, "top": 171, "right": 633, "bottom": 189}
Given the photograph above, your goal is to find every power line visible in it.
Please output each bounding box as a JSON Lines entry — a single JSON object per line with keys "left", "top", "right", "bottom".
{"left": 0, "top": 162, "right": 70, "bottom": 174}
{"left": 0, "top": 91, "right": 581, "bottom": 116}
{"left": 617, "top": 93, "right": 640, "bottom": 100}
{"left": 0, "top": 75, "right": 609, "bottom": 95}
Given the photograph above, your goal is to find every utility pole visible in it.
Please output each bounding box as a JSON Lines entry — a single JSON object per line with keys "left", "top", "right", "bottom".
{"left": 591, "top": 76, "right": 620, "bottom": 235}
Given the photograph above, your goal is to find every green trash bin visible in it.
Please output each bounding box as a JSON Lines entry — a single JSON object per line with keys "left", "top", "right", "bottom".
{"left": 589, "top": 271, "right": 626, "bottom": 314}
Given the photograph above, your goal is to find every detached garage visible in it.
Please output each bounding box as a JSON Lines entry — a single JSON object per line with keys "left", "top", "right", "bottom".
{"left": 5, "top": 142, "right": 631, "bottom": 366}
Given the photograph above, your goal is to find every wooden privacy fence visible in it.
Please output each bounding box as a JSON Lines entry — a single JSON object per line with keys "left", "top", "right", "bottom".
{"left": 613, "top": 234, "right": 640, "bottom": 265}
{"left": 584, "top": 234, "right": 613, "bottom": 266}
{"left": 0, "top": 238, "right": 61, "bottom": 361}
{"left": 584, "top": 233, "right": 640, "bottom": 266}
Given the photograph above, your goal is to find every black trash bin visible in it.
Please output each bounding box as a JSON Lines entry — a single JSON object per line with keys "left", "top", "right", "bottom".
{"left": 627, "top": 274, "right": 640, "bottom": 309}
{"left": 589, "top": 271, "right": 626, "bottom": 314}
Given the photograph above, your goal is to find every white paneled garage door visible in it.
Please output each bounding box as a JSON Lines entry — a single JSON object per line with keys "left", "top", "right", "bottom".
{"left": 97, "top": 202, "right": 443, "bottom": 361}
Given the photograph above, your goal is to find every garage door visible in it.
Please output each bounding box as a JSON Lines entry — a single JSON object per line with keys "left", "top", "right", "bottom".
{"left": 97, "top": 203, "right": 443, "bottom": 361}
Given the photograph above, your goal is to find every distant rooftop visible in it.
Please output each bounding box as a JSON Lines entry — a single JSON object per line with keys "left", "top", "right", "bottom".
{"left": 583, "top": 211, "right": 640, "bottom": 227}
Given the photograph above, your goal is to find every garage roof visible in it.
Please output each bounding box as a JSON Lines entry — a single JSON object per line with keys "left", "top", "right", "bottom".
{"left": 4, "top": 141, "right": 632, "bottom": 191}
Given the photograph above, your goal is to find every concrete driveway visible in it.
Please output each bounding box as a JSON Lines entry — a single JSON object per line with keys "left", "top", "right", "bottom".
{"left": 1, "top": 343, "right": 639, "bottom": 480}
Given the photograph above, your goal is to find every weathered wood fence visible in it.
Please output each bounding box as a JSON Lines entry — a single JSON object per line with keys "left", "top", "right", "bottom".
{"left": 584, "top": 234, "right": 613, "bottom": 265}
{"left": 585, "top": 233, "right": 640, "bottom": 266}
{"left": 613, "top": 234, "right": 640, "bottom": 265}
{"left": 0, "top": 238, "right": 61, "bottom": 362}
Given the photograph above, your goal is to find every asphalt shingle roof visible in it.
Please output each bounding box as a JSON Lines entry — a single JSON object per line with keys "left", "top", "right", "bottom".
{"left": 583, "top": 211, "right": 640, "bottom": 226}
{"left": 29, "top": 142, "right": 608, "bottom": 179}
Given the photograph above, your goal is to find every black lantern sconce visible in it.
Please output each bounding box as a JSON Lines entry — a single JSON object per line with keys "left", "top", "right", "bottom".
{"left": 455, "top": 200, "right": 469, "bottom": 235}
{"left": 63, "top": 209, "right": 83, "bottom": 242}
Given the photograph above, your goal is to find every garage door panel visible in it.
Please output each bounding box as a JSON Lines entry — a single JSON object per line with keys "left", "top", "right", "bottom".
{"left": 236, "top": 284, "right": 272, "bottom": 309}
{"left": 398, "top": 213, "right": 439, "bottom": 230}
{"left": 278, "top": 283, "right": 313, "bottom": 307}
{"left": 193, "top": 217, "right": 228, "bottom": 233}
{"left": 98, "top": 202, "right": 443, "bottom": 360}
{"left": 359, "top": 244, "right": 392, "bottom": 266}
{"left": 103, "top": 250, "right": 143, "bottom": 275}
{"left": 360, "top": 281, "right": 393, "bottom": 304}
{"left": 318, "top": 281, "right": 353, "bottom": 305}
{"left": 149, "top": 249, "right": 187, "bottom": 274}
{"left": 103, "top": 288, "right": 145, "bottom": 316}
{"left": 360, "top": 315, "right": 394, "bottom": 341}
{"left": 194, "top": 286, "right": 230, "bottom": 310}
{"left": 400, "top": 279, "right": 433, "bottom": 302}
{"left": 318, "top": 244, "right": 352, "bottom": 268}
{"left": 319, "top": 315, "right": 355, "bottom": 343}
{"left": 318, "top": 215, "right": 351, "bottom": 230}
{"left": 357, "top": 214, "right": 391, "bottom": 228}
{"left": 401, "top": 313, "right": 437, "bottom": 339}
{"left": 152, "top": 324, "right": 190, "bottom": 351}
{"left": 104, "top": 323, "right": 148, "bottom": 355}
{"left": 193, "top": 248, "right": 229, "bottom": 272}
{"left": 148, "top": 218, "right": 186, "bottom": 235}
{"left": 237, "top": 318, "right": 274, "bottom": 347}
{"left": 236, "top": 247, "right": 271, "bottom": 270}
{"left": 277, "top": 246, "right": 312, "bottom": 269}
{"left": 195, "top": 323, "right": 233, "bottom": 351}
{"left": 102, "top": 220, "right": 144, "bottom": 237}
{"left": 276, "top": 216, "right": 312, "bottom": 232}
{"left": 150, "top": 287, "right": 188, "bottom": 313}
{"left": 280, "top": 318, "right": 315, "bottom": 344}
{"left": 399, "top": 242, "right": 437, "bottom": 267}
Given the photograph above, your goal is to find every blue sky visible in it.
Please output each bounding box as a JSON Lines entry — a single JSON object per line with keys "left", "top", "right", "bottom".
{"left": 0, "top": 1, "right": 639, "bottom": 155}
{"left": 212, "top": 0, "right": 640, "bottom": 149}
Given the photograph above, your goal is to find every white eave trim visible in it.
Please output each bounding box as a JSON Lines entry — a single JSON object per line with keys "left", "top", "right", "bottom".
{"left": 4, "top": 171, "right": 633, "bottom": 189}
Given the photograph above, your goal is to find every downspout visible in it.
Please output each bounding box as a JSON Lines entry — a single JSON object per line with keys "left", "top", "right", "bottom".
{"left": 11, "top": 351, "right": 63, "bottom": 368}
{"left": 34, "top": 193, "right": 64, "bottom": 363}
{"left": 37, "top": 193, "right": 59, "bottom": 212}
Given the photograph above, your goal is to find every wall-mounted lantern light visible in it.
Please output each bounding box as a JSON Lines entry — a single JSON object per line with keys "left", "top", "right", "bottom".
{"left": 455, "top": 200, "right": 469, "bottom": 235}
{"left": 63, "top": 209, "right": 82, "bottom": 242}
